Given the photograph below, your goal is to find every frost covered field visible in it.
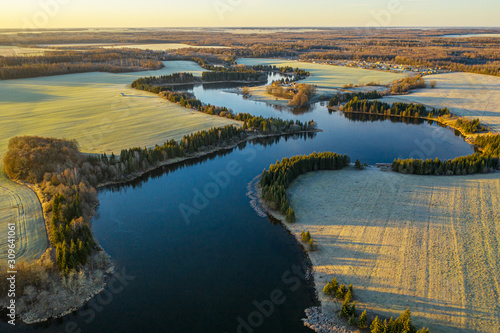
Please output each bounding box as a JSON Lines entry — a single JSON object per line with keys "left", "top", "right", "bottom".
{"left": 237, "top": 58, "right": 405, "bottom": 88}
{"left": 287, "top": 167, "right": 500, "bottom": 332}
{"left": 0, "top": 172, "right": 47, "bottom": 264}
{"left": 0, "top": 46, "right": 48, "bottom": 57}
{"left": 384, "top": 72, "right": 500, "bottom": 133}
{"left": 0, "top": 60, "right": 223, "bottom": 157}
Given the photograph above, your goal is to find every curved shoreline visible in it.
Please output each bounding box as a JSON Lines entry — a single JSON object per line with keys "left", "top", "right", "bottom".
{"left": 250, "top": 177, "right": 354, "bottom": 333}
{"left": 329, "top": 108, "right": 494, "bottom": 144}
{"left": 2, "top": 129, "right": 321, "bottom": 325}
{"left": 96, "top": 129, "right": 321, "bottom": 189}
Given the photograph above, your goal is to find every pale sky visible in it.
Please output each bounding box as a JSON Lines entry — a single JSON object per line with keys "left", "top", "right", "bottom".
{"left": 0, "top": 0, "right": 498, "bottom": 29}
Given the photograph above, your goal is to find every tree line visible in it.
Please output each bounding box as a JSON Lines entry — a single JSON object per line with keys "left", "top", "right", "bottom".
{"left": 90, "top": 117, "right": 315, "bottom": 183}
{"left": 91, "top": 118, "right": 315, "bottom": 185}
{"left": 392, "top": 154, "right": 498, "bottom": 175}
{"left": 201, "top": 70, "right": 266, "bottom": 82}
{"left": 343, "top": 97, "right": 451, "bottom": 118}
{"left": 131, "top": 72, "right": 197, "bottom": 88}
{"left": 0, "top": 49, "right": 163, "bottom": 80}
{"left": 328, "top": 91, "right": 383, "bottom": 107}
{"left": 390, "top": 75, "right": 427, "bottom": 94}
{"left": 323, "top": 277, "right": 430, "bottom": 332}
{"left": 454, "top": 118, "right": 485, "bottom": 134}
{"left": 252, "top": 64, "right": 310, "bottom": 78}
{"left": 131, "top": 77, "right": 317, "bottom": 132}
{"left": 260, "top": 152, "right": 350, "bottom": 222}
{"left": 474, "top": 134, "right": 500, "bottom": 156}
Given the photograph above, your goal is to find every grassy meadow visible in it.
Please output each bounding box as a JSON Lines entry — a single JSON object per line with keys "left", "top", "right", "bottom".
{"left": 237, "top": 58, "right": 405, "bottom": 89}
{"left": 0, "top": 60, "right": 239, "bottom": 262}
{"left": 383, "top": 72, "right": 500, "bottom": 133}
{"left": 287, "top": 167, "right": 500, "bottom": 332}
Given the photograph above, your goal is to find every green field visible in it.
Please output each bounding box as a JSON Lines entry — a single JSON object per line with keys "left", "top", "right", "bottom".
{"left": 237, "top": 58, "right": 406, "bottom": 88}
{"left": 0, "top": 61, "right": 234, "bottom": 156}
{"left": 0, "top": 61, "right": 239, "bottom": 262}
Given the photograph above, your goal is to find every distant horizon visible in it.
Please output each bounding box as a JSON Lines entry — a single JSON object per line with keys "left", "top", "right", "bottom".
{"left": 1, "top": 26, "right": 500, "bottom": 31}
{"left": 1, "top": 0, "right": 499, "bottom": 29}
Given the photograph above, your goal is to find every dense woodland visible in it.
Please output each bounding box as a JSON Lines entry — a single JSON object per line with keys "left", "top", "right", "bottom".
{"left": 343, "top": 98, "right": 451, "bottom": 118}
{"left": 328, "top": 91, "right": 383, "bottom": 107}
{"left": 260, "top": 152, "right": 350, "bottom": 222}
{"left": 392, "top": 154, "right": 498, "bottom": 175}
{"left": 0, "top": 49, "right": 163, "bottom": 80}
{"left": 390, "top": 75, "right": 427, "bottom": 94}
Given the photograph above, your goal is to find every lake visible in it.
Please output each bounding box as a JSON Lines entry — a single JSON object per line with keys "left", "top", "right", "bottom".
{"left": 0, "top": 64, "right": 474, "bottom": 333}
{"left": 442, "top": 33, "right": 500, "bottom": 38}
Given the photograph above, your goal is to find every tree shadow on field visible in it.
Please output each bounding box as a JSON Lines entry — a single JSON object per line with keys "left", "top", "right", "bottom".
{"left": 345, "top": 287, "right": 491, "bottom": 333}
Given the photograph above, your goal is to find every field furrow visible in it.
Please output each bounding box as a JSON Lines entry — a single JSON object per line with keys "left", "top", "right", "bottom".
{"left": 287, "top": 167, "right": 500, "bottom": 332}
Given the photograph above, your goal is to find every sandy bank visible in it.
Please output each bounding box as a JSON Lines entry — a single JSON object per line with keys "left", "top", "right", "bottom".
{"left": 251, "top": 178, "right": 356, "bottom": 333}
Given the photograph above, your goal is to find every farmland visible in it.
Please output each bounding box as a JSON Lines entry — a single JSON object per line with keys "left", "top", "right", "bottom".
{"left": 237, "top": 58, "right": 406, "bottom": 89}
{"left": 383, "top": 72, "right": 500, "bottom": 133}
{"left": 286, "top": 167, "right": 500, "bottom": 332}
{"left": 0, "top": 61, "right": 236, "bottom": 156}
{"left": 103, "top": 43, "right": 228, "bottom": 51}
{"left": 0, "top": 60, "right": 239, "bottom": 263}
{"left": 0, "top": 169, "right": 47, "bottom": 264}
{"left": 0, "top": 46, "right": 48, "bottom": 57}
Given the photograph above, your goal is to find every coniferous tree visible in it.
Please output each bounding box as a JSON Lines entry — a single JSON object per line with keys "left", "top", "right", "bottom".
{"left": 358, "top": 310, "right": 368, "bottom": 329}
{"left": 370, "top": 316, "right": 382, "bottom": 333}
